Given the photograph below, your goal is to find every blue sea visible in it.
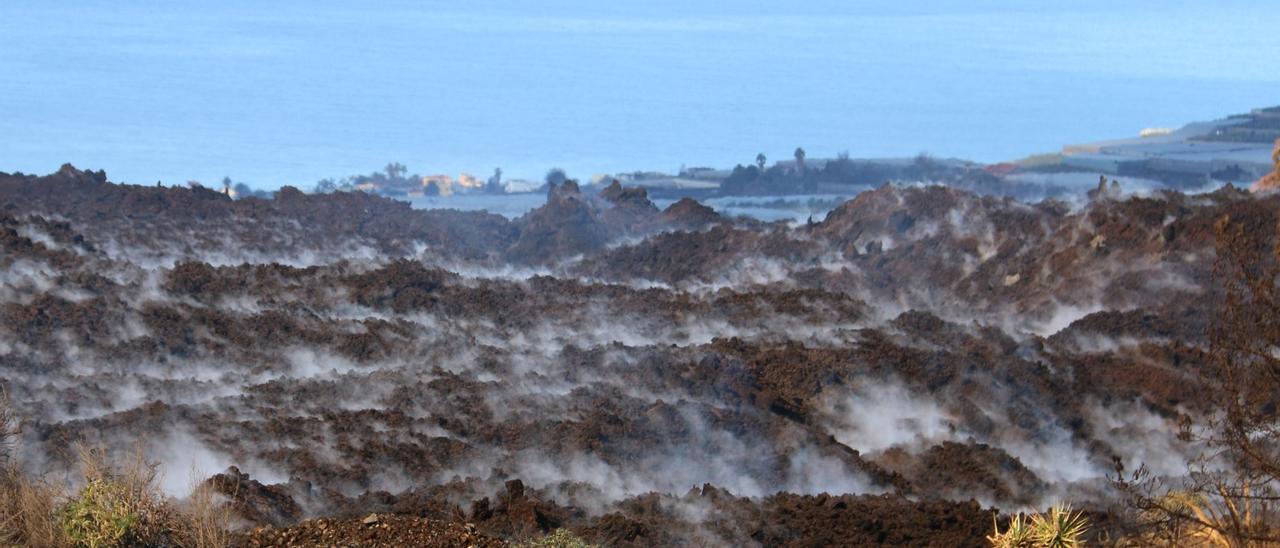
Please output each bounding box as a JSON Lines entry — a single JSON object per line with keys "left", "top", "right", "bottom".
{"left": 1, "top": 1, "right": 1277, "bottom": 190}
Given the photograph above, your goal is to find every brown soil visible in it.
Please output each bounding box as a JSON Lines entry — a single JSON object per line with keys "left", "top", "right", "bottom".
{"left": 234, "top": 515, "right": 504, "bottom": 547}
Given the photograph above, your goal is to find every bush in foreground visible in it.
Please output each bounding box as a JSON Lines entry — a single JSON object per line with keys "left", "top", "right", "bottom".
{"left": 988, "top": 504, "right": 1088, "bottom": 548}
{"left": 58, "top": 478, "right": 148, "bottom": 547}
{"left": 520, "top": 528, "right": 597, "bottom": 548}
{"left": 0, "top": 394, "right": 230, "bottom": 547}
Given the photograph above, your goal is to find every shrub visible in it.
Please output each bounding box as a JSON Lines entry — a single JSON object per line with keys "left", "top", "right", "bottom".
{"left": 56, "top": 446, "right": 178, "bottom": 547}
{"left": 988, "top": 504, "right": 1087, "bottom": 548}
{"left": 1028, "top": 504, "right": 1087, "bottom": 548}
{"left": 1132, "top": 488, "right": 1272, "bottom": 547}
{"left": 0, "top": 468, "right": 63, "bottom": 547}
{"left": 57, "top": 478, "right": 141, "bottom": 547}
{"left": 988, "top": 512, "right": 1034, "bottom": 548}
{"left": 0, "top": 399, "right": 232, "bottom": 547}
{"left": 178, "top": 479, "right": 233, "bottom": 548}
{"left": 0, "top": 389, "right": 63, "bottom": 546}
{"left": 1114, "top": 216, "right": 1280, "bottom": 545}
{"left": 521, "top": 528, "right": 597, "bottom": 548}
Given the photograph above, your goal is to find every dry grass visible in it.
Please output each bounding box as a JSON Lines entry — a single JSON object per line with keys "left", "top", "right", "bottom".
{"left": 988, "top": 511, "right": 1034, "bottom": 548}
{"left": 1134, "top": 488, "right": 1278, "bottom": 548}
{"left": 178, "top": 469, "right": 234, "bottom": 548}
{"left": 0, "top": 389, "right": 65, "bottom": 546}
{"left": 0, "top": 394, "right": 234, "bottom": 547}
{"left": 0, "top": 388, "right": 17, "bottom": 466}
{"left": 0, "top": 468, "right": 65, "bottom": 547}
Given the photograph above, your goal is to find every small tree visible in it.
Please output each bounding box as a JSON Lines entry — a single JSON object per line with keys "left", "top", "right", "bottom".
{"left": 384, "top": 162, "right": 408, "bottom": 182}
{"left": 911, "top": 152, "right": 942, "bottom": 181}
{"left": 487, "top": 167, "right": 504, "bottom": 193}
{"left": 1116, "top": 213, "right": 1280, "bottom": 544}
{"left": 756, "top": 153, "right": 767, "bottom": 171}
{"left": 794, "top": 147, "right": 806, "bottom": 173}
{"left": 546, "top": 168, "right": 568, "bottom": 187}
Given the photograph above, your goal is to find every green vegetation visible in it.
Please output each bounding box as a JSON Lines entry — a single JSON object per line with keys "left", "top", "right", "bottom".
{"left": 0, "top": 397, "right": 230, "bottom": 548}
{"left": 521, "top": 528, "right": 597, "bottom": 548}
{"left": 988, "top": 512, "right": 1034, "bottom": 548}
{"left": 58, "top": 479, "right": 141, "bottom": 547}
{"left": 1029, "top": 505, "right": 1088, "bottom": 548}
{"left": 988, "top": 504, "right": 1088, "bottom": 548}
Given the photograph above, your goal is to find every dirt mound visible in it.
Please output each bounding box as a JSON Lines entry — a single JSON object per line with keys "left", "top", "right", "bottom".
{"left": 462, "top": 480, "right": 582, "bottom": 540}
{"left": 235, "top": 514, "right": 504, "bottom": 547}
{"left": 660, "top": 197, "right": 722, "bottom": 229}
{"left": 342, "top": 259, "right": 458, "bottom": 313}
{"left": 209, "top": 467, "right": 305, "bottom": 527}
{"left": 578, "top": 486, "right": 994, "bottom": 546}
{"left": 506, "top": 180, "right": 679, "bottom": 264}
{"left": 573, "top": 224, "right": 811, "bottom": 284}
{"left": 505, "top": 181, "right": 616, "bottom": 264}
{"left": 597, "top": 180, "right": 660, "bottom": 229}
{"left": 236, "top": 479, "right": 1001, "bottom": 546}
{"left": 880, "top": 441, "right": 1047, "bottom": 506}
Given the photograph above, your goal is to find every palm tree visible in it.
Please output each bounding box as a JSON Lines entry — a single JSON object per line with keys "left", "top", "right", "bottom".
{"left": 545, "top": 168, "right": 568, "bottom": 187}
{"left": 384, "top": 162, "right": 408, "bottom": 182}
{"left": 756, "top": 153, "right": 767, "bottom": 171}
{"left": 486, "top": 167, "right": 503, "bottom": 194}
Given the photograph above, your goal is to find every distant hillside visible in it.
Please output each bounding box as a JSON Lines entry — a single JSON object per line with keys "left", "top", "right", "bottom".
{"left": 1197, "top": 106, "right": 1280, "bottom": 144}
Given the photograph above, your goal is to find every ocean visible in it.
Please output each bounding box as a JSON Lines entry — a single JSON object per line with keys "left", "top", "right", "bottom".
{"left": 1, "top": 0, "right": 1277, "bottom": 190}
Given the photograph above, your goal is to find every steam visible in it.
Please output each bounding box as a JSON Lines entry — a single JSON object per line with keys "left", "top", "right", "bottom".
{"left": 823, "top": 381, "right": 954, "bottom": 454}
{"left": 0, "top": 181, "right": 1221, "bottom": 531}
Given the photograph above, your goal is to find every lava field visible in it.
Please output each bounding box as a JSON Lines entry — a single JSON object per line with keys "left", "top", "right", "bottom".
{"left": 3, "top": 165, "right": 1276, "bottom": 545}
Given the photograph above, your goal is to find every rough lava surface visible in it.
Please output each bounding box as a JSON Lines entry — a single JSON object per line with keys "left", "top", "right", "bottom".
{"left": 1, "top": 165, "right": 1273, "bottom": 545}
